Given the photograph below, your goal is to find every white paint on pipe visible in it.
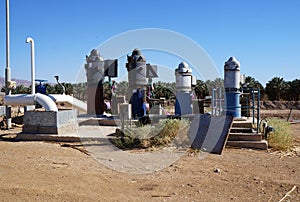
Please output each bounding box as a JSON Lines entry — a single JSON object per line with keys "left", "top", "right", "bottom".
{"left": 4, "top": 93, "right": 58, "bottom": 111}
{"left": 48, "top": 94, "right": 87, "bottom": 112}
{"left": 6, "top": 0, "right": 12, "bottom": 128}
{"left": 26, "top": 37, "right": 35, "bottom": 94}
{"left": 224, "top": 57, "right": 241, "bottom": 89}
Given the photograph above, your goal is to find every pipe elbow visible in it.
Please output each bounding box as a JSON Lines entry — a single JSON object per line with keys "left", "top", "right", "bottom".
{"left": 26, "top": 37, "right": 34, "bottom": 44}
{"left": 34, "top": 93, "right": 58, "bottom": 112}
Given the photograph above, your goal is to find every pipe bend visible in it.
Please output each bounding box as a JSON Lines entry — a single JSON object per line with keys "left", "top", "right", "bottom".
{"left": 49, "top": 94, "right": 87, "bottom": 112}
{"left": 34, "top": 93, "right": 58, "bottom": 111}
{"left": 26, "top": 37, "right": 34, "bottom": 44}
{"left": 4, "top": 93, "right": 58, "bottom": 112}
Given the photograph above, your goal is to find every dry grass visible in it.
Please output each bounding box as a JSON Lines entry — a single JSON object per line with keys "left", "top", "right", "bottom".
{"left": 111, "top": 119, "right": 190, "bottom": 150}
{"left": 267, "top": 118, "right": 293, "bottom": 151}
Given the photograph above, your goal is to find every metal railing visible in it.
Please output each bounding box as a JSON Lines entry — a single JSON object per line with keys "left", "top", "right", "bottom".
{"left": 211, "top": 87, "right": 261, "bottom": 133}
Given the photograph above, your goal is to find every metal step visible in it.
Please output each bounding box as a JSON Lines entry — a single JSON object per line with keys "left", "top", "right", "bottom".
{"left": 226, "top": 140, "right": 268, "bottom": 150}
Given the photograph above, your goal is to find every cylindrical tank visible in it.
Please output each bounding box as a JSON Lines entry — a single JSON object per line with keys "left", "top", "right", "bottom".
{"left": 175, "top": 62, "right": 193, "bottom": 92}
{"left": 175, "top": 62, "right": 193, "bottom": 115}
{"left": 224, "top": 57, "right": 241, "bottom": 118}
{"left": 85, "top": 49, "right": 105, "bottom": 115}
{"left": 126, "top": 49, "right": 147, "bottom": 118}
{"left": 126, "top": 48, "right": 147, "bottom": 89}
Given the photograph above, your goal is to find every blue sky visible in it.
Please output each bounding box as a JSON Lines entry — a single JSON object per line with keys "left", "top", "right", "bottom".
{"left": 0, "top": 0, "right": 299, "bottom": 86}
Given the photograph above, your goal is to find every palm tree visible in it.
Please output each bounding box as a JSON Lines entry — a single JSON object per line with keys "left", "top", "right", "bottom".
{"left": 116, "top": 81, "right": 128, "bottom": 96}
{"left": 205, "top": 78, "right": 224, "bottom": 95}
{"left": 153, "top": 81, "right": 176, "bottom": 100}
{"left": 244, "top": 76, "right": 265, "bottom": 95}
{"left": 72, "top": 82, "right": 87, "bottom": 101}
{"left": 12, "top": 85, "right": 29, "bottom": 94}
{"left": 194, "top": 79, "right": 209, "bottom": 99}
{"left": 287, "top": 79, "right": 300, "bottom": 101}
{"left": 62, "top": 82, "right": 73, "bottom": 95}
{"left": 265, "top": 77, "right": 288, "bottom": 100}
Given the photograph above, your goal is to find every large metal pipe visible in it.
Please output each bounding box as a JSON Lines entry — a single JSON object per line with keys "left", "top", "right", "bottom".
{"left": 26, "top": 37, "right": 35, "bottom": 94}
{"left": 48, "top": 94, "right": 87, "bottom": 112}
{"left": 5, "top": 0, "right": 11, "bottom": 128}
{"left": 4, "top": 94, "right": 58, "bottom": 111}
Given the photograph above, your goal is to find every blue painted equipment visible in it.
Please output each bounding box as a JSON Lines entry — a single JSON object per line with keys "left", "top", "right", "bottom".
{"left": 35, "top": 79, "right": 47, "bottom": 94}
{"left": 224, "top": 57, "right": 241, "bottom": 118}
{"left": 126, "top": 49, "right": 157, "bottom": 118}
{"left": 175, "top": 62, "right": 196, "bottom": 115}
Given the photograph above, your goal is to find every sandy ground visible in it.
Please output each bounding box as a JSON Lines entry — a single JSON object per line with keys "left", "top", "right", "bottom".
{"left": 0, "top": 112, "right": 300, "bottom": 201}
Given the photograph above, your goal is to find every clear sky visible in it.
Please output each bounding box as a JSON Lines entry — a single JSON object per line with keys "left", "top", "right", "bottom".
{"left": 0, "top": 0, "right": 299, "bottom": 86}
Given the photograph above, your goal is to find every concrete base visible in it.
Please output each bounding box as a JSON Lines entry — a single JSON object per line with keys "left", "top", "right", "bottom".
{"left": 16, "top": 132, "right": 81, "bottom": 142}
{"left": 175, "top": 92, "right": 192, "bottom": 115}
{"left": 78, "top": 117, "right": 120, "bottom": 126}
{"left": 23, "top": 109, "right": 78, "bottom": 134}
{"left": 16, "top": 125, "right": 117, "bottom": 142}
{"left": 0, "top": 106, "right": 6, "bottom": 116}
{"left": 23, "top": 123, "right": 77, "bottom": 134}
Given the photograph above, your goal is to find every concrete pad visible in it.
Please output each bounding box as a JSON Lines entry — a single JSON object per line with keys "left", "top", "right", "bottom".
{"left": 226, "top": 140, "right": 268, "bottom": 150}
{"left": 16, "top": 125, "right": 118, "bottom": 142}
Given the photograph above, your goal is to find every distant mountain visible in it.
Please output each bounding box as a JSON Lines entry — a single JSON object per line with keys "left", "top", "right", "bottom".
{"left": 0, "top": 76, "right": 32, "bottom": 88}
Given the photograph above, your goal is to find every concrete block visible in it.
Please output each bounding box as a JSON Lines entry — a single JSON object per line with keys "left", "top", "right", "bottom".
{"left": 0, "top": 106, "right": 5, "bottom": 116}
{"left": 23, "top": 109, "right": 78, "bottom": 134}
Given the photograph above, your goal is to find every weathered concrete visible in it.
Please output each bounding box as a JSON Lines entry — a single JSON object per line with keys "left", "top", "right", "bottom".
{"left": 23, "top": 109, "right": 78, "bottom": 134}
{"left": 226, "top": 140, "right": 268, "bottom": 150}
{"left": 0, "top": 106, "right": 5, "bottom": 116}
{"left": 228, "top": 133, "right": 262, "bottom": 141}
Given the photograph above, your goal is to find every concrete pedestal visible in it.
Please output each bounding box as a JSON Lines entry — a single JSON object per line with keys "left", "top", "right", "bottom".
{"left": 23, "top": 109, "right": 78, "bottom": 134}
{"left": 175, "top": 92, "right": 192, "bottom": 115}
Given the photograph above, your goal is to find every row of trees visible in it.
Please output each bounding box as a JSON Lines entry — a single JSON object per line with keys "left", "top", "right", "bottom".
{"left": 2, "top": 76, "right": 299, "bottom": 101}
{"left": 265, "top": 77, "right": 300, "bottom": 101}
{"left": 1, "top": 83, "right": 73, "bottom": 95}
{"left": 242, "top": 76, "right": 300, "bottom": 101}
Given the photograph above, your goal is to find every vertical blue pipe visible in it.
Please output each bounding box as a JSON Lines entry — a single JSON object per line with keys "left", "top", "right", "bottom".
{"left": 225, "top": 92, "right": 241, "bottom": 117}
{"left": 224, "top": 57, "right": 241, "bottom": 118}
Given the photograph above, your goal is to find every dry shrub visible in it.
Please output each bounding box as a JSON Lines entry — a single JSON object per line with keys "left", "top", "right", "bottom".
{"left": 267, "top": 118, "right": 293, "bottom": 151}
{"left": 111, "top": 119, "right": 190, "bottom": 150}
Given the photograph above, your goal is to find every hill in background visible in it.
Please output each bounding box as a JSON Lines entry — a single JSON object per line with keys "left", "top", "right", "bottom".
{"left": 0, "top": 76, "right": 35, "bottom": 88}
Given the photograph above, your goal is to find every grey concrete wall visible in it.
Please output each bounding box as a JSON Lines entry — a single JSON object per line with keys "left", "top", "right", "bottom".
{"left": 23, "top": 109, "right": 78, "bottom": 134}
{"left": 0, "top": 106, "right": 6, "bottom": 116}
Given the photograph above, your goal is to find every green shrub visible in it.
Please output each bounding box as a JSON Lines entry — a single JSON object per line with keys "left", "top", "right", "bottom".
{"left": 267, "top": 118, "right": 293, "bottom": 151}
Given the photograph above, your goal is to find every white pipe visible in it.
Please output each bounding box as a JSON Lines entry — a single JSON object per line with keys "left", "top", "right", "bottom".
{"left": 26, "top": 37, "right": 35, "bottom": 95}
{"left": 48, "top": 94, "right": 87, "bottom": 112}
{"left": 5, "top": 0, "right": 11, "bottom": 128}
{"left": 5, "top": 0, "right": 10, "bottom": 90}
{"left": 4, "top": 93, "right": 58, "bottom": 111}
